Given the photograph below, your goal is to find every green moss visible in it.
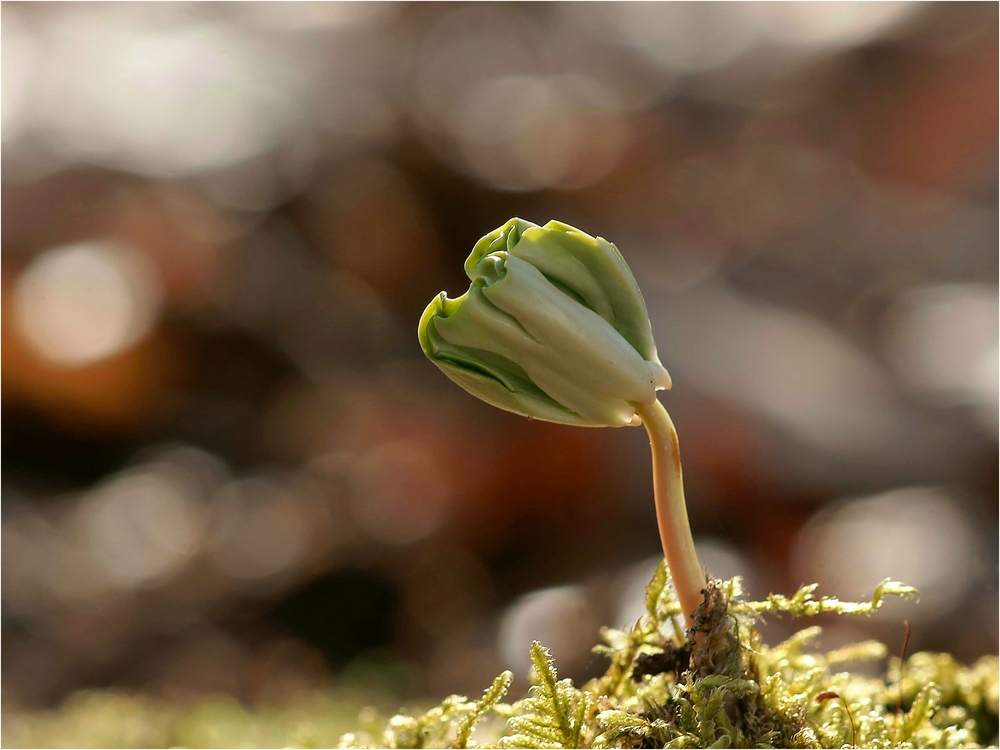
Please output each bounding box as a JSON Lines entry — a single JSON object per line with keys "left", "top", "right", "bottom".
{"left": 342, "top": 563, "right": 997, "bottom": 749}
{"left": 5, "top": 566, "right": 997, "bottom": 748}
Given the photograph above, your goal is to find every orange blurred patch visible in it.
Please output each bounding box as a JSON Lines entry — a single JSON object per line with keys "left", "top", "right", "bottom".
{"left": 2, "top": 276, "right": 182, "bottom": 433}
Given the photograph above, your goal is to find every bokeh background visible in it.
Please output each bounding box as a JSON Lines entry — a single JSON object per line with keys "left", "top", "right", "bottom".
{"left": 2, "top": 0, "right": 997, "bottom": 734}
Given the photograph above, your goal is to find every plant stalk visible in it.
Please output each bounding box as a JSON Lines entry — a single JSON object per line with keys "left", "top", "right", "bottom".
{"left": 634, "top": 397, "right": 706, "bottom": 629}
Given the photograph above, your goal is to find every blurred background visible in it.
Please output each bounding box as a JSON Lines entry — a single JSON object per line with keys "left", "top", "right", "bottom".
{"left": 2, "top": 0, "right": 997, "bottom": 730}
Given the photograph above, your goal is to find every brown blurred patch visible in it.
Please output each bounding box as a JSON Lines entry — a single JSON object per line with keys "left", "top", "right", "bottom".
{"left": 475, "top": 420, "right": 610, "bottom": 536}
{"left": 108, "top": 185, "right": 229, "bottom": 303}
{"left": 245, "top": 637, "right": 329, "bottom": 705}
{"left": 156, "top": 631, "right": 249, "bottom": 703}
{"left": 302, "top": 159, "right": 446, "bottom": 308}
{"left": 865, "top": 38, "right": 998, "bottom": 191}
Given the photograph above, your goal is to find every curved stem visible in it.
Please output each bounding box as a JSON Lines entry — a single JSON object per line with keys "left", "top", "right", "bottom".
{"left": 634, "top": 397, "right": 706, "bottom": 629}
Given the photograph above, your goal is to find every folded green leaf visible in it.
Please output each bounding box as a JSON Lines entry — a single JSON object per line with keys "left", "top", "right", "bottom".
{"left": 419, "top": 218, "right": 670, "bottom": 427}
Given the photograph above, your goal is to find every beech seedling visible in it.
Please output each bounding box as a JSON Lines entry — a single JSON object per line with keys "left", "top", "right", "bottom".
{"left": 419, "top": 218, "right": 706, "bottom": 626}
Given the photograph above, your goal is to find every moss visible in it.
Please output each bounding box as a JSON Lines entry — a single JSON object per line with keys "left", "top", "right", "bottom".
{"left": 5, "top": 565, "right": 997, "bottom": 748}
{"left": 3, "top": 689, "right": 377, "bottom": 748}
{"left": 343, "top": 563, "right": 997, "bottom": 749}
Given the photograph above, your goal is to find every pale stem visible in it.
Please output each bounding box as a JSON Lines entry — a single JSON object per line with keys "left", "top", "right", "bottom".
{"left": 634, "top": 397, "right": 706, "bottom": 630}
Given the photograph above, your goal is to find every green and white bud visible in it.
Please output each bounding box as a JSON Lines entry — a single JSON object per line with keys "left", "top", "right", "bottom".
{"left": 418, "top": 218, "right": 670, "bottom": 427}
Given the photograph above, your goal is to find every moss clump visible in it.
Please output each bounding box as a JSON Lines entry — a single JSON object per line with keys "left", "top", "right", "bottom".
{"left": 4, "top": 565, "right": 996, "bottom": 748}
{"left": 340, "top": 563, "right": 998, "bottom": 749}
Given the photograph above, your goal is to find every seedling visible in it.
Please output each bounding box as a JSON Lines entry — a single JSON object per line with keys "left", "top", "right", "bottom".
{"left": 418, "top": 218, "right": 706, "bottom": 626}
{"left": 405, "top": 220, "right": 998, "bottom": 749}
